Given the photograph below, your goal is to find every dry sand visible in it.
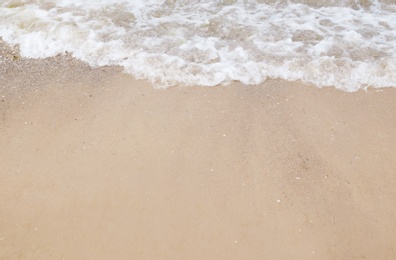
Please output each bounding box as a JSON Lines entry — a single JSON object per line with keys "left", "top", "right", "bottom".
{"left": 1, "top": 43, "right": 396, "bottom": 259}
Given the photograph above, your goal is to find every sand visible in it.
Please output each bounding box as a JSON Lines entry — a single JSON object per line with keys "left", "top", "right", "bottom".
{"left": 1, "top": 44, "right": 396, "bottom": 259}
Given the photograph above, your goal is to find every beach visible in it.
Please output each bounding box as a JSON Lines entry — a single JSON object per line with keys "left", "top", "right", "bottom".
{"left": 1, "top": 43, "right": 396, "bottom": 259}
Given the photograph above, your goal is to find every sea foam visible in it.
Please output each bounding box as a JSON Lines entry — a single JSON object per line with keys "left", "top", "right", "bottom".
{"left": 1, "top": 0, "right": 396, "bottom": 91}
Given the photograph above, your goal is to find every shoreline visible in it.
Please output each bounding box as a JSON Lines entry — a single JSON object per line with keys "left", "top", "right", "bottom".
{"left": 1, "top": 47, "right": 396, "bottom": 259}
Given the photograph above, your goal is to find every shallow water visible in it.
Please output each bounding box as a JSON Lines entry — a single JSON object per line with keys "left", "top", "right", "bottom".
{"left": 1, "top": 0, "right": 396, "bottom": 91}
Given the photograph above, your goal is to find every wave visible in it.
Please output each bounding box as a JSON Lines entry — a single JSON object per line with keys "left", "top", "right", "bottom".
{"left": 1, "top": 0, "right": 396, "bottom": 91}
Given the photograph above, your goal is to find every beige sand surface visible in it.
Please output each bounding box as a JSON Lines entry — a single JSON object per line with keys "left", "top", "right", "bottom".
{"left": 1, "top": 49, "right": 396, "bottom": 259}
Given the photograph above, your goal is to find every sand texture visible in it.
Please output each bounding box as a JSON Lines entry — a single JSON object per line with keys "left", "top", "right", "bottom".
{"left": 1, "top": 45, "right": 396, "bottom": 259}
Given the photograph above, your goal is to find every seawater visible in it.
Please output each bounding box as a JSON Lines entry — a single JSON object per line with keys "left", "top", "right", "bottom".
{"left": 1, "top": 0, "right": 396, "bottom": 91}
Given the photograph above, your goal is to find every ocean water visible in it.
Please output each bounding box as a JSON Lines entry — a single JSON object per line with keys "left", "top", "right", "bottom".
{"left": 1, "top": 0, "right": 396, "bottom": 91}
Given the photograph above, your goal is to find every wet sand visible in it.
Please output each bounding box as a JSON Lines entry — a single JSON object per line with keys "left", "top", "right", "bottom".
{"left": 1, "top": 45, "right": 396, "bottom": 259}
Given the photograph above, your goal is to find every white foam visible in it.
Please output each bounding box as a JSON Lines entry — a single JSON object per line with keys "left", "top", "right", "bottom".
{"left": 1, "top": 0, "right": 396, "bottom": 91}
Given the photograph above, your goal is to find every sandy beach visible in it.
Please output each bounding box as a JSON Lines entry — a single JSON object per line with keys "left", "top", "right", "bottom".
{"left": 1, "top": 43, "right": 396, "bottom": 259}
